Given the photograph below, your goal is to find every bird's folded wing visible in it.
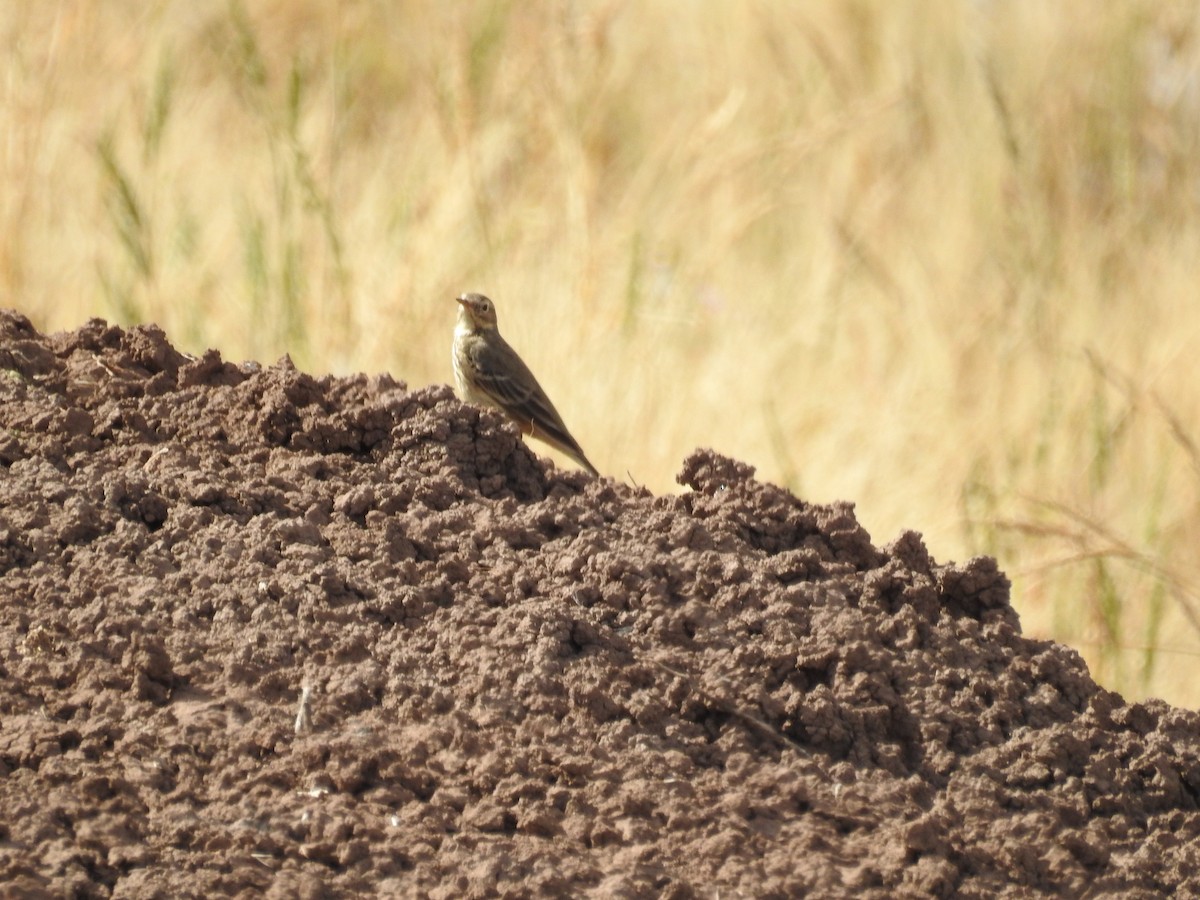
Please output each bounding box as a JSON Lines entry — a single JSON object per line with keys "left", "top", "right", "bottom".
{"left": 468, "top": 338, "right": 582, "bottom": 452}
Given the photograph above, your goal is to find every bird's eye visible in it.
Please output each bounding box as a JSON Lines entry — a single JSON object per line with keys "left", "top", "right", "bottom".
{"left": 481, "top": 302, "right": 490, "bottom": 312}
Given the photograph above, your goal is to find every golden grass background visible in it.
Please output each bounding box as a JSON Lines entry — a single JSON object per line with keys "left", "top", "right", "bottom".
{"left": 5, "top": 1, "right": 1200, "bottom": 705}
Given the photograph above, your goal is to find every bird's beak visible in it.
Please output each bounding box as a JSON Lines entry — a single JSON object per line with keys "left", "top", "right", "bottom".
{"left": 455, "top": 295, "right": 468, "bottom": 308}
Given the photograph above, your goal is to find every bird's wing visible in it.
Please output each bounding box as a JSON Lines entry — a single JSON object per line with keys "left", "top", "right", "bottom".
{"left": 468, "top": 336, "right": 599, "bottom": 475}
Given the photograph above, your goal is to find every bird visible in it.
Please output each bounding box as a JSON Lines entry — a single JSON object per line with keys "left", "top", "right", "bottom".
{"left": 452, "top": 292, "right": 600, "bottom": 476}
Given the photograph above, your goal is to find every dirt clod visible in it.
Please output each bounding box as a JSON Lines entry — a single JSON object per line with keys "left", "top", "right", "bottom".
{"left": 2, "top": 309, "right": 1199, "bottom": 897}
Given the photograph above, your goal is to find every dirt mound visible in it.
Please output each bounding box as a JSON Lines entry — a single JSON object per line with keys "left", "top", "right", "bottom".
{"left": 1, "top": 309, "right": 1199, "bottom": 898}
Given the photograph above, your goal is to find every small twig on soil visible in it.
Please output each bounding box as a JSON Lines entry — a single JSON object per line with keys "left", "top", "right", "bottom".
{"left": 294, "top": 680, "right": 313, "bottom": 734}
{"left": 648, "top": 658, "right": 810, "bottom": 756}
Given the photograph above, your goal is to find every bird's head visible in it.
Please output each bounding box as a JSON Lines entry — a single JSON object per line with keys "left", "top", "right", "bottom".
{"left": 456, "top": 293, "right": 499, "bottom": 332}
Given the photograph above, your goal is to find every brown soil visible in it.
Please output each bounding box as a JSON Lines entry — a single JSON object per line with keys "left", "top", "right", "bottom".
{"left": 1, "top": 309, "right": 1199, "bottom": 898}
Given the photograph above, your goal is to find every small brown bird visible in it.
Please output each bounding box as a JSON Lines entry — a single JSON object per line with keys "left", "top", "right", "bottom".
{"left": 452, "top": 293, "right": 599, "bottom": 476}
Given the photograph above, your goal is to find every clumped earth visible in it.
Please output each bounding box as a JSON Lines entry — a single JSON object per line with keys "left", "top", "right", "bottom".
{"left": 1, "top": 310, "right": 1199, "bottom": 899}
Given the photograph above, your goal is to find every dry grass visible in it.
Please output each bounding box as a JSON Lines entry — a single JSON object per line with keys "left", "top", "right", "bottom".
{"left": 5, "top": 1, "right": 1200, "bottom": 705}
